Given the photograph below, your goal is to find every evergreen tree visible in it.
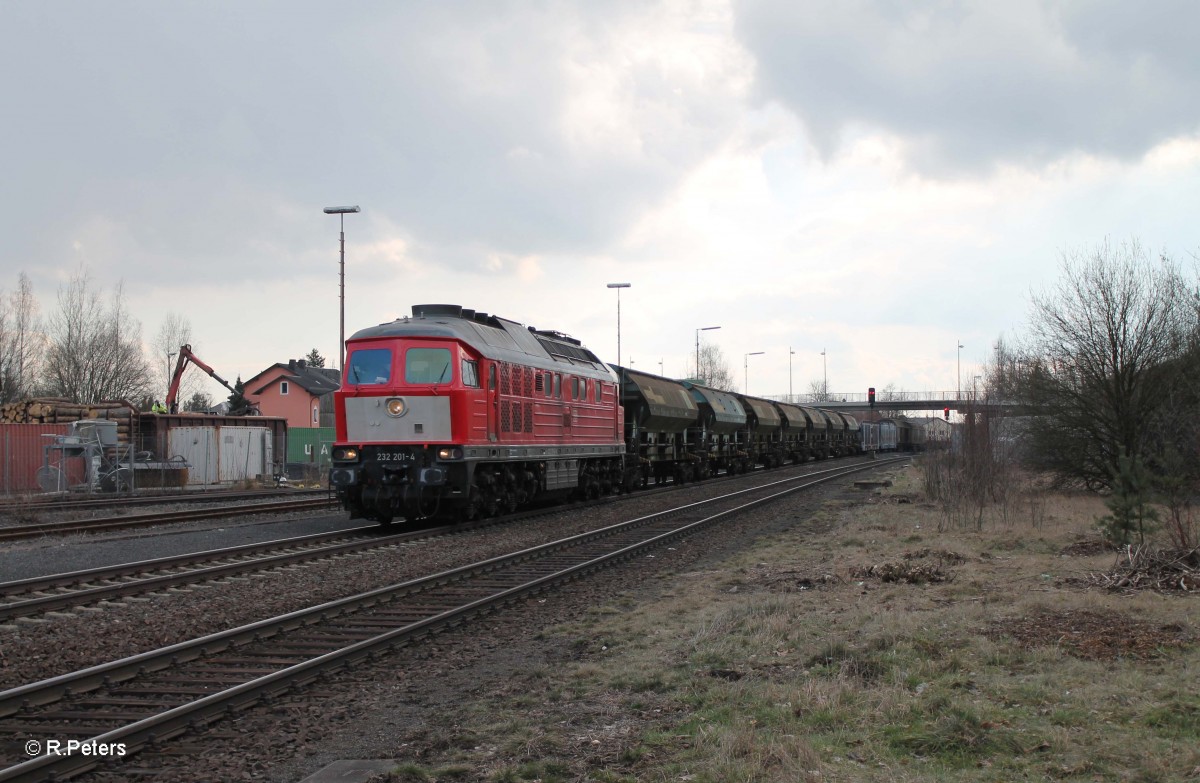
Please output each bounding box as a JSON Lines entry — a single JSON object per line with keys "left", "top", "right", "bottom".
{"left": 1098, "top": 452, "right": 1159, "bottom": 546}
{"left": 305, "top": 348, "right": 326, "bottom": 368}
{"left": 228, "top": 376, "right": 251, "bottom": 416}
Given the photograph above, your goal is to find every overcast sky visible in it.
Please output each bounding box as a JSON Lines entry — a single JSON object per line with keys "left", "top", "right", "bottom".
{"left": 3, "top": 0, "right": 1198, "bottom": 403}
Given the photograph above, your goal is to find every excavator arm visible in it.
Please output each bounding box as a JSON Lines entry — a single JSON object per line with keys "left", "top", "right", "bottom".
{"left": 164, "top": 345, "right": 253, "bottom": 414}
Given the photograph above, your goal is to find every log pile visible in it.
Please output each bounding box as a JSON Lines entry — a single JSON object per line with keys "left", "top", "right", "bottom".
{"left": 0, "top": 398, "right": 137, "bottom": 441}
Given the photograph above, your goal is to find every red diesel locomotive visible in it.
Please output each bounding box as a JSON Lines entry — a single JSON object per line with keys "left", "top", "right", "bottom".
{"left": 329, "top": 304, "right": 627, "bottom": 523}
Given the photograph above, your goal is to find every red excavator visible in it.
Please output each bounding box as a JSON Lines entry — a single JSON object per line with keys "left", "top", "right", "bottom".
{"left": 164, "top": 344, "right": 258, "bottom": 415}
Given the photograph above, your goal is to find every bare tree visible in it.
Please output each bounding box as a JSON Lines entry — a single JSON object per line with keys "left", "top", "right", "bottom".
{"left": 151, "top": 313, "right": 197, "bottom": 402}
{"left": 0, "top": 273, "right": 43, "bottom": 403}
{"left": 1017, "top": 239, "right": 1196, "bottom": 491}
{"left": 877, "top": 382, "right": 901, "bottom": 417}
{"left": 694, "top": 341, "right": 734, "bottom": 389}
{"left": 41, "top": 267, "right": 151, "bottom": 403}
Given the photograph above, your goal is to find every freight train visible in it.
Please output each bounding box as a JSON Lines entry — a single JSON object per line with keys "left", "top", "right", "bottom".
{"left": 329, "top": 305, "right": 870, "bottom": 525}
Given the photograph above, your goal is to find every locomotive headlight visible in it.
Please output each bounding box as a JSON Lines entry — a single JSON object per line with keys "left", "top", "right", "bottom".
{"left": 385, "top": 397, "right": 407, "bottom": 417}
{"left": 333, "top": 447, "right": 359, "bottom": 462}
{"left": 437, "top": 447, "right": 464, "bottom": 460}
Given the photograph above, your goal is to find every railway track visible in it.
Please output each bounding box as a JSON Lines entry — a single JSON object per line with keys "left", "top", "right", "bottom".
{"left": 0, "top": 455, "right": 882, "bottom": 621}
{"left": 0, "top": 526, "right": 424, "bottom": 624}
{"left": 0, "top": 497, "right": 339, "bottom": 542}
{"left": 0, "top": 456, "right": 905, "bottom": 782}
{"left": 0, "top": 488, "right": 330, "bottom": 516}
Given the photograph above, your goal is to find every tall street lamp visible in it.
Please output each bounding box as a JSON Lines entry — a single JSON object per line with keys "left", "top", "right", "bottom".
{"left": 957, "top": 340, "right": 964, "bottom": 400}
{"left": 789, "top": 346, "right": 796, "bottom": 400}
{"left": 744, "top": 351, "right": 764, "bottom": 394}
{"left": 324, "top": 205, "right": 361, "bottom": 374}
{"left": 606, "top": 283, "right": 631, "bottom": 370}
{"left": 695, "top": 326, "right": 721, "bottom": 381}
{"left": 820, "top": 348, "right": 827, "bottom": 401}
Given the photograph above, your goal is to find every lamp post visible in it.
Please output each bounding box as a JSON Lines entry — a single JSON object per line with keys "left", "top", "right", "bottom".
{"left": 744, "top": 351, "right": 764, "bottom": 394}
{"left": 606, "top": 283, "right": 631, "bottom": 371}
{"left": 789, "top": 346, "right": 796, "bottom": 401}
{"left": 324, "top": 205, "right": 361, "bottom": 374}
{"left": 821, "top": 348, "right": 827, "bottom": 401}
{"left": 957, "top": 340, "right": 964, "bottom": 400}
{"left": 695, "top": 326, "right": 721, "bottom": 382}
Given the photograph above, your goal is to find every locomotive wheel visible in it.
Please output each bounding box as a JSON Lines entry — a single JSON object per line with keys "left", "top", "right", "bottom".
{"left": 461, "top": 488, "right": 482, "bottom": 522}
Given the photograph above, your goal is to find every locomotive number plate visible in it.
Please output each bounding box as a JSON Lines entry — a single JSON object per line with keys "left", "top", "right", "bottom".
{"left": 374, "top": 451, "right": 416, "bottom": 462}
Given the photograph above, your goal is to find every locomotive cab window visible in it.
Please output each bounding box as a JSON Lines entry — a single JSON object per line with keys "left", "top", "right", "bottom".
{"left": 346, "top": 348, "right": 392, "bottom": 385}
{"left": 594, "top": 381, "right": 602, "bottom": 403}
{"left": 488, "top": 364, "right": 497, "bottom": 390}
{"left": 405, "top": 347, "right": 453, "bottom": 384}
{"left": 461, "top": 359, "right": 479, "bottom": 388}
{"left": 571, "top": 377, "right": 580, "bottom": 400}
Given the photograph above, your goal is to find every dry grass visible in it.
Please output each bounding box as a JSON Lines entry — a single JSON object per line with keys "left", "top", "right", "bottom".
{"left": 381, "top": 461, "right": 1200, "bottom": 782}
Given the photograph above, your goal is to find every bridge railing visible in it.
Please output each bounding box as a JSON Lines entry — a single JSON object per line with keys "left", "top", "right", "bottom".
{"left": 767, "top": 391, "right": 974, "bottom": 405}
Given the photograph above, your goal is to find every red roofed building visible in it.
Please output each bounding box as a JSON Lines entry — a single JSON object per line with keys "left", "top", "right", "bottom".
{"left": 244, "top": 359, "right": 341, "bottom": 429}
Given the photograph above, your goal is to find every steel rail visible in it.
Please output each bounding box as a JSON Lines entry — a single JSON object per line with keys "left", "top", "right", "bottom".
{"left": 0, "top": 455, "right": 880, "bottom": 617}
{"left": 0, "top": 527, "right": 406, "bottom": 623}
{"left": 0, "top": 488, "right": 330, "bottom": 515}
{"left": 0, "top": 457, "right": 906, "bottom": 782}
{"left": 0, "top": 498, "right": 339, "bottom": 542}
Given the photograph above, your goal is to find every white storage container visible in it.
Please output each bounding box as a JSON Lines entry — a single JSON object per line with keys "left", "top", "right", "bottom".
{"left": 168, "top": 427, "right": 219, "bottom": 485}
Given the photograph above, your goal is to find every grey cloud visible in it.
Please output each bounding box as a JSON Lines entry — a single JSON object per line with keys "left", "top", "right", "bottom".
{"left": 733, "top": 0, "right": 1200, "bottom": 172}
{"left": 2, "top": 1, "right": 743, "bottom": 283}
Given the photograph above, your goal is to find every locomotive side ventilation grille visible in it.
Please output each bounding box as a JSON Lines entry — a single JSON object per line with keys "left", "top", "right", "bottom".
{"left": 512, "top": 400, "right": 523, "bottom": 433}
{"left": 501, "top": 400, "right": 512, "bottom": 433}
{"left": 500, "top": 364, "right": 511, "bottom": 395}
{"left": 524, "top": 367, "right": 534, "bottom": 397}
{"left": 524, "top": 402, "right": 533, "bottom": 433}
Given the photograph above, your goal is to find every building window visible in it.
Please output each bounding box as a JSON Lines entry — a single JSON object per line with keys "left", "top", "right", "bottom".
{"left": 280, "top": 380, "right": 289, "bottom": 395}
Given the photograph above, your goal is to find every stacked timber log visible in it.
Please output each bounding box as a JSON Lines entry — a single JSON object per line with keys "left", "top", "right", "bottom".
{"left": 0, "top": 398, "right": 137, "bottom": 442}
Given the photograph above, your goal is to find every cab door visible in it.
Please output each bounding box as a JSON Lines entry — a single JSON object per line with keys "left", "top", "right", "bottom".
{"left": 486, "top": 363, "right": 498, "bottom": 442}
